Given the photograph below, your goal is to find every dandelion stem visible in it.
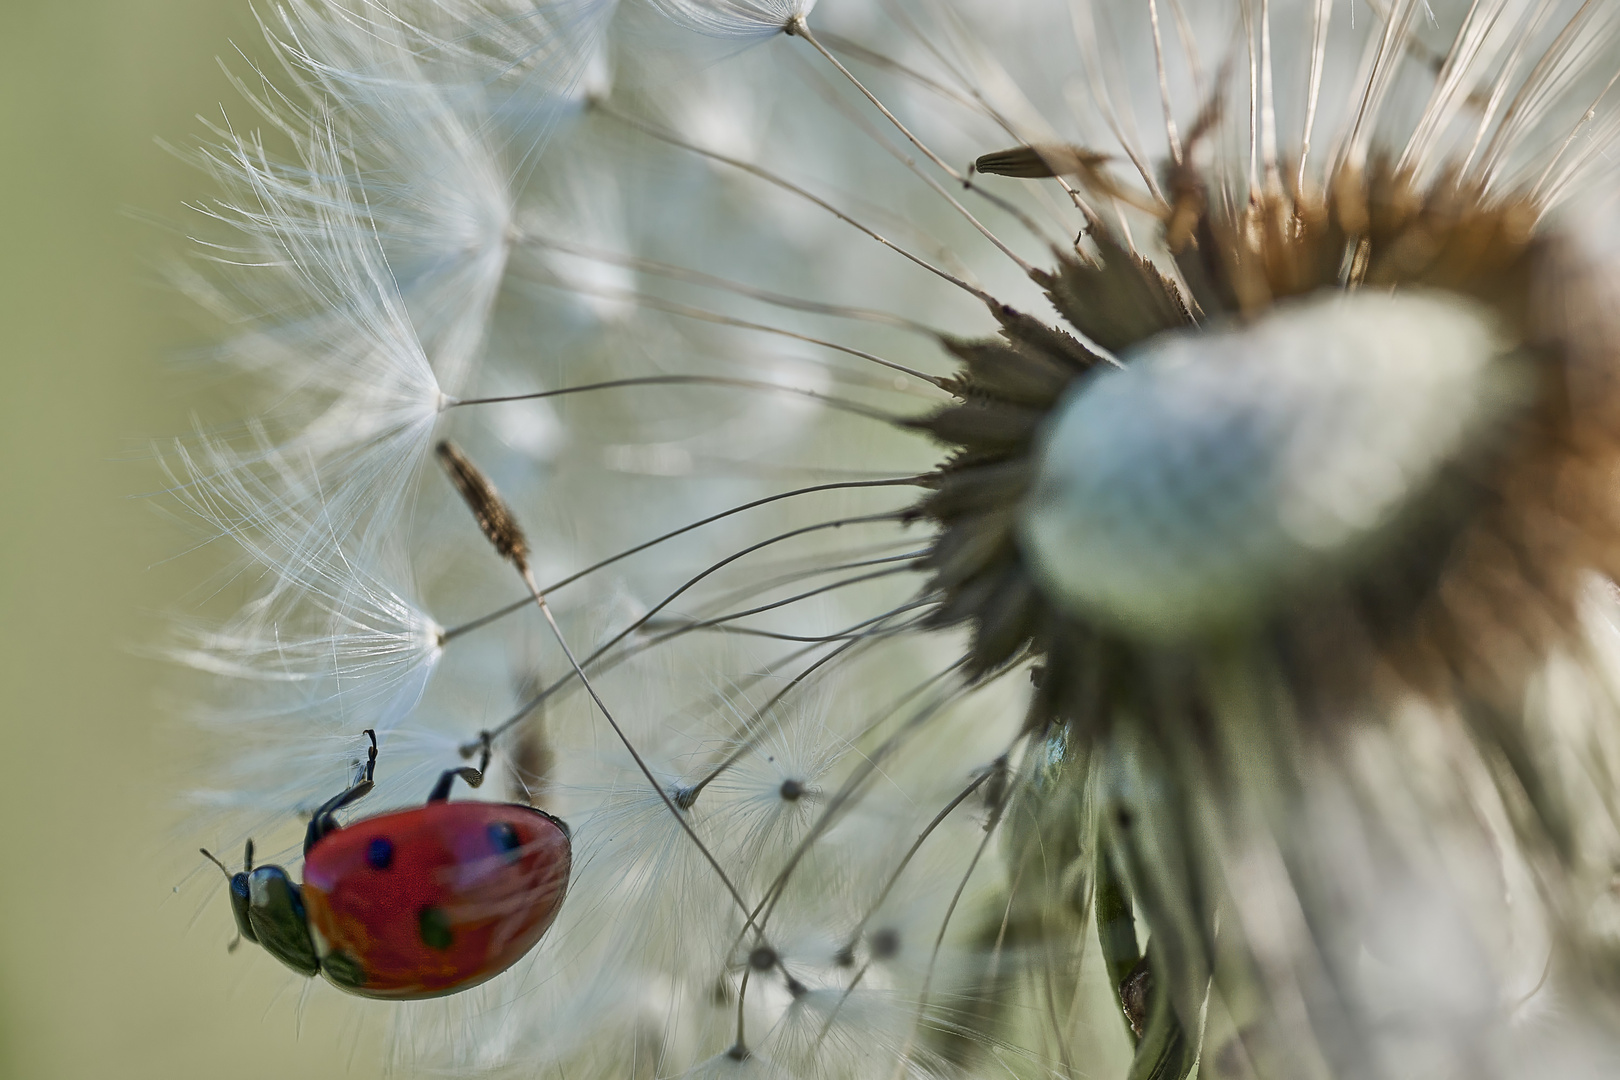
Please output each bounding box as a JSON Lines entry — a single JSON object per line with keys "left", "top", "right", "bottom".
{"left": 789, "top": 20, "right": 1042, "bottom": 274}
{"left": 440, "top": 478, "right": 921, "bottom": 643}
{"left": 788, "top": 18, "right": 957, "bottom": 183}
{"left": 514, "top": 232, "right": 944, "bottom": 337}
{"left": 564, "top": 603, "right": 934, "bottom": 797}
{"left": 788, "top": 49, "right": 1065, "bottom": 256}
{"left": 447, "top": 375, "right": 907, "bottom": 424}
{"left": 748, "top": 666, "right": 1000, "bottom": 937}
{"left": 676, "top": 608, "right": 934, "bottom": 808}
{"left": 1095, "top": 831, "right": 1143, "bottom": 1044}
{"left": 842, "top": 767, "right": 995, "bottom": 954}
{"left": 1531, "top": 65, "right": 1620, "bottom": 204}
{"left": 888, "top": 792, "right": 1001, "bottom": 1080}
{"left": 1148, "top": 0, "right": 1184, "bottom": 166}
{"left": 476, "top": 511, "right": 910, "bottom": 746}
{"left": 663, "top": 620, "right": 920, "bottom": 782}
{"left": 813, "top": 763, "right": 1003, "bottom": 1043}
{"left": 644, "top": 602, "right": 927, "bottom": 644}
{"left": 1299, "top": 0, "right": 1333, "bottom": 190}
{"left": 693, "top": 543, "right": 927, "bottom": 615}
{"left": 523, "top": 273, "right": 949, "bottom": 389}
{"left": 860, "top": 2, "right": 1108, "bottom": 226}
{"left": 734, "top": 965, "right": 752, "bottom": 1055}
{"left": 436, "top": 440, "right": 760, "bottom": 927}
{"left": 811, "top": 29, "right": 990, "bottom": 118}
{"left": 518, "top": 562, "right": 758, "bottom": 924}
{"left": 597, "top": 103, "right": 1001, "bottom": 306}
{"left": 1476, "top": 0, "right": 1602, "bottom": 188}
{"left": 657, "top": 563, "right": 916, "bottom": 638}
{"left": 718, "top": 663, "right": 971, "bottom": 972}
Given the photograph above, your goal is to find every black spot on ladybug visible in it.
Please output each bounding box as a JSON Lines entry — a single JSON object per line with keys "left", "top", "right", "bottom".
{"left": 778, "top": 779, "right": 804, "bottom": 801}
{"left": 748, "top": 945, "right": 777, "bottom": 971}
{"left": 869, "top": 927, "right": 901, "bottom": 959}
{"left": 487, "top": 821, "right": 521, "bottom": 860}
{"left": 366, "top": 836, "right": 394, "bottom": 870}
{"left": 321, "top": 949, "right": 368, "bottom": 989}
{"left": 419, "top": 906, "right": 454, "bottom": 950}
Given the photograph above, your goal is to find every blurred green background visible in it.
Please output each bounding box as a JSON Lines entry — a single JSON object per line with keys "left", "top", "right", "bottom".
{"left": 0, "top": 3, "right": 386, "bottom": 1077}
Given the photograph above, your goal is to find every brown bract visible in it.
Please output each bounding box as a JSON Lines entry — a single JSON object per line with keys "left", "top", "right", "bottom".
{"left": 906, "top": 157, "right": 1620, "bottom": 792}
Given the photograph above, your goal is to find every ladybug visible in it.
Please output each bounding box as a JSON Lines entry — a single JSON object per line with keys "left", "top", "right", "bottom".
{"left": 203, "top": 730, "right": 571, "bottom": 999}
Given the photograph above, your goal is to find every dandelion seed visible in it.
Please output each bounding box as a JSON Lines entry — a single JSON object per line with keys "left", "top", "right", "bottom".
{"left": 651, "top": 0, "right": 814, "bottom": 42}
{"left": 171, "top": 0, "right": 1620, "bottom": 1077}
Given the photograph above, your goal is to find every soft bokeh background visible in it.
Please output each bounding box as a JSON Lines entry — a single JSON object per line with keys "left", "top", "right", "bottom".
{"left": 0, "top": 3, "right": 386, "bottom": 1076}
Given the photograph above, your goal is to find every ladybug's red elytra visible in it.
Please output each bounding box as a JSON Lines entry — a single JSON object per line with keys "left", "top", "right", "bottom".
{"left": 203, "top": 730, "right": 571, "bottom": 999}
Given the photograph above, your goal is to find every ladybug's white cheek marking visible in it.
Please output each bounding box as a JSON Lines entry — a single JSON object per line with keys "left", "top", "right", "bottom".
{"left": 309, "top": 920, "right": 333, "bottom": 958}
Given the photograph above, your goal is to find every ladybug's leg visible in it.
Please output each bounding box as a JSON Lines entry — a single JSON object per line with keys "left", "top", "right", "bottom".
{"left": 303, "top": 730, "right": 379, "bottom": 855}
{"left": 427, "top": 730, "right": 493, "bottom": 802}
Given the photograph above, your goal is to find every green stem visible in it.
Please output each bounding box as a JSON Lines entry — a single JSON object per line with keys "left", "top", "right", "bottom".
{"left": 1094, "top": 831, "right": 1142, "bottom": 1046}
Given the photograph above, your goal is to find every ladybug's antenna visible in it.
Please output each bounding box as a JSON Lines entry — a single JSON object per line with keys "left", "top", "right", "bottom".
{"left": 198, "top": 847, "right": 244, "bottom": 953}
{"left": 198, "top": 848, "right": 233, "bottom": 880}
{"left": 436, "top": 440, "right": 758, "bottom": 928}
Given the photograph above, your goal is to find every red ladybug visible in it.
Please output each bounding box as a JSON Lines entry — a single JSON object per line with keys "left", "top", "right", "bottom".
{"left": 204, "top": 730, "right": 570, "bottom": 999}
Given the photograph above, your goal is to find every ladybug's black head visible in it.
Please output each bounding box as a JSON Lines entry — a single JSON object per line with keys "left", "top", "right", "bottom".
{"left": 201, "top": 841, "right": 320, "bottom": 978}
{"left": 227, "top": 871, "right": 256, "bottom": 944}
{"left": 202, "top": 842, "right": 258, "bottom": 945}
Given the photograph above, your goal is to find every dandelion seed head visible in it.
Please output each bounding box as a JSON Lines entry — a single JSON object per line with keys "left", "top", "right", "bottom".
{"left": 165, "top": 443, "right": 445, "bottom": 790}
{"left": 169, "top": 0, "right": 1620, "bottom": 1075}
{"left": 648, "top": 0, "right": 814, "bottom": 43}
{"left": 180, "top": 116, "right": 451, "bottom": 559}
{"left": 703, "top": 697, "right": 841, "bottom": 868}
{"left": 678, "top": 1045, "right": 786, "bottom": 1080}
